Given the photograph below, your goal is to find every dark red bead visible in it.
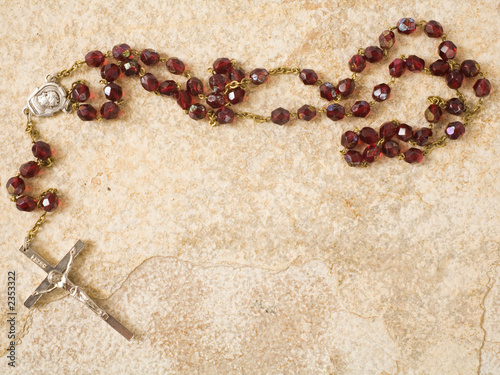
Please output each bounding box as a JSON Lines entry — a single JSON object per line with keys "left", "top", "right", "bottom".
{"left": 112, "top": 44, "right": 132, "bottom": 61}
{"left": 209, "top": 74, "right": 229, "bottom": 92}
{"left": 326, "top": 104, "right": 345, "bottom": 121}
{"left": 85, "top": 50, "right": 105, "bottom": 67}
{"left": 77, "top": 104, "right": 97, "bottom": 121}
{"left": 413, "top": 127, "right": 433, "bottom": 146}
{"left": 344, "top": 150, "right": 364, "bottom": 166}
{"left": 32, "top": 141, "right": 52, "bottom": 160}
{"left": 460, "top": 60, "right": 480, "bottom": 78}
{"left": 6, "top": 177, "right": 25, "bottom": 195}
{"left": 359, "top": 127, "right": 378, "bottom": 144}
{"left": 188, "top": 103, "right": 207, "bottom": 120}
{"left": 397, "top": 18, "right": 416, "bottom": 34}
{"left": 166, "top": 58, "right": 185, "bottom": 75}
{"left": 71, "top": 83, "right": 90, "bottom": 103}
{"left": 404, "top": 148, "right": 423, "bottom": 164}
{"left": 299, "top": 69, "right": 318, "bottom": 85}
{"left": 379, "top": 30, "right": 395, "bottom": 49}
{"left": 382, "top": 140, "right": 400, "bottom": 158}
{"left": 271, "top": 107, "right": 290, "bottom": 125}
{"left": 140, "top": 73, "right": 160, "bottom": 92}
{"left": 445, "top": 121, "right": 465, "bottom": 140}
{"left": 372, "top": 83, "right": 391, "bottom": 102}
{"left": 429, "top": 59, "right": 450, "bottom": 76}
{"left": 363, "top": 145, "right": 382, "bottom": 163}
{"left": 351, "top": 101, "right": 370, "bottom": 118}
{"left": 177, "top": 90, "right": 193, "bottom": 110}
{"left": 186, "top": 77, "right": 204, "bottom": 96}
{"left": 159, "top": 80, "right": 179, "bottom": 97}
{"left": 445, "top": 98, "right": 465, "bottom": 115}
{"left": 216, "top": 107, "right": 235, "bottom": 124}
{"left": 396, "top": 124, "right": 413, "bottom": 142}
{"left": 206, "top": 92, "right": 226, "bottom": 108}
{"left": 473, "top": 78, "right": 491, "bottom": 97}
{"left": 40, "top": 192, "right": 58, "bottom": 212}
{"left": 213, "top": 58, "right": 232, "bottom": 74}
{"left": 438, "top": 41, "right": 457, "bottom": 60}
{"left": 364, "top": 46, "right": 383, "bottom": 63}
{"left": 297, "top": 105, "right": 316, "bottom": 121}
{"left": 249, "top": 68, "right": 269, "bottom": 85}
{"left": 348, "top": 55, "right": 366, "bottom": 73}
{"left": 406, "top": 55, "right": 425, "bottom": 72}
{"left": 229, "top": 67, "right": 245, "bottom": 82}
{"left": 337, "top": 78, "right": 355, "bottom": 97}
{"left": 100, "top": 102, "right": 119, "bottom": 119}
{"left": 424, "top": 20, "right": 444, "bottom": 38}
{"left": 320, "top": 82, "right": 339, "bottom": 101}
{"left": 227, "top": 88, "right": 245, "bottom": 104}
{"left": 445, "top": 70, "right": 464, "bottom": 89}
{"left": 140, "top": 49, "right": 160, "bottom": 66}
{"left": 19, "top": 161, "right": 41, "bottom": 178}
{"left": 101, "top": 63, "right": 120, "bottom": 82}
{"left": 341, "top": 131, "right": 359, "bottom": 149}
{"left": 379, "top": 121, "right": 397, "bottom": 139}
{"left": 121, "top": 60, "right": 140, "bottom": 76}
{"left": 425, "top": 104, "right": 443, "bottom": 123}
{"left": 104, "top": 83, "right": 123, "bottom": 101}
{"left": 389, "top": 58, "right": 406, "bottom": 77}
{"left": 16, "top": 196, "right": 37, "bottom": 212}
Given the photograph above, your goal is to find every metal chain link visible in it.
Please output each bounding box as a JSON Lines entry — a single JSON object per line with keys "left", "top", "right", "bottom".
{"left": 23, "top": 212, "right": 48, "bottom": 251}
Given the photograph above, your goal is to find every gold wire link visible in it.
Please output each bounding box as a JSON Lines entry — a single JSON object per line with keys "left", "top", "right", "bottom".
{"left": 268, "top": 67, "right": 301, "bottom": 75}
{"left": 351, "top": 73, "right": 358, "bottom": 81}
{"left": 339, "top": 148, "right": 347, "bottom": 155}
{"left": 357, "top": 48, "right": 365, "bottom": 55}
{"left": 99, "top": 79, "right": 108, "bottom": 85}
{"left": 387, "top": 76, "right": 397, "bottom": 87}
{"left": 105, "top": 51, "right": 113, "bottom": 58}
{"left": 397, "top": 152, "right": 406, "bottom": 160}
{"left": 159, "top": 57, "right": 168, "bottom": 63}
{"left": 53, "top": 60, "right": 86, "bottom": 80}
{"left": 235, "top": 112, "right": 270, "bottom": 123}
{"left": 23, "top": 212, "right": 48, "bottom": 250}
{"left": 417, "top": 20, "right": 427, "bottom": 28}
{"left": 399, "top": 54, "right": 407, "bottom": 61}
{"left": 427, "top": 95, "right": 447, "bottom": 108}
{"left": 131, "top": 49, "right": 140, "bottom": 56}
{"left": 447, "top": 59, "right": 460, "bottom": 70}
{"left": 345, "top": 111, "right": 353, "bottom": 117}
{"left": 376, "top": 138, "right": 385, "bottom": 147}
{"left": 463, "top": 98, "right": 484, "bottom": 126}
{"left": 423, "top": 67, "right": 432, "bottom": 75}
{"left": 36, "top": 158, "right": 53, "bottom": 168}
{"left": 183, "top": 71, "right": 191, "bottom": 79}
{"left": 441, "top": 33, "right": 448, "bottom": 41}
{"left": 318, "top": 107, "right": 327, "bottom": 113}
{"left": 456, "top": 89, "right": 466, "bottom": 103}
{"left": 208, "top": 111, "right": 217, "bottom": 127}
{"left": 139, "top": 67, "right": 146, "bottom": 77}
{"left": 223, "top": 78, "right": 251, "bottom": 94}
{"left": 422, "top": 135, "right": 447, "bottom": 156}
{"left": 207, "top": 67, "right": 215, "bottom": 74}
{"left": 388, "top": 26, "right": 398, "bottom": 31}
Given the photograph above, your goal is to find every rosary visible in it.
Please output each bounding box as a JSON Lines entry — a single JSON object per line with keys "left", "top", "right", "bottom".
{"left": 5, "top": 17, "right": 491, "bottom": 341}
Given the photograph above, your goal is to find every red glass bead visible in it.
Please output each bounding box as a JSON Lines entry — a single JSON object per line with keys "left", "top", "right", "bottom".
{"left": 299, "top": 69, "right": 318, "bottom": 85}
{"left": 389, "top": 58, "right": 406, "bottom": 77}
{"left": 341, "top": 131, "right": 359, "bottom": 149}
{"left": 71, "top": 83, "right": 90, "bottom": 103}
{"left": 140, "top": 49, "right": 160, "bottom": 66}
{"left": 473, "top": 78, "right": 491, "bottom": 97}
{"left": 379, "top": 30, "right": 395, "bottom": 49}
{"left": 112, "top": 44, "right": 132, "bottom": 61}
{"left": 382, "top": 140, "right": 400, "bottom": 158}
{"left": 297, "top": 105, "right": 316, "bottom": 121}
{"left": 206, "top": 92, "right": 226, "bottom": 108}
{"left": 77, "top": 104, "right": 97, "bottom": 121}
{"left": 406, "top": 55, "right": 425, "bottom": 72}
{"left": 177, "top": 90, "right": 193, "bottom": 110}
{"left": 100, "top": 102, "right": 119, "bottom": 119}
{"left": 186, "top": 77, "right": 204, "bottom": 96}
{"left": 359, "top": 127, "right": 378, "bottom": 144}
{"left": 159, "top": 80, "right": 179, "bottom": 97}
{"left": 348, "top": 55, "right": 366, "bottom": 73}
{"left": 121, "top": 60, "right": 140, "bottom": 76}
{"left": 372, "top": 83, "right": 391, "bottom": 102}
{"left": 101, "top": 63, "right": 120, "bottom": 82}
{"left": 344, "top": 150, "right": 364, "bottom": 166}
{"left": 188, "top": 103, "right": 207, "bottom": 120}
{"left": 364, "top": 46, "right": 383, "bottom": 63}
{"left": 379, "top": 121, "right": 397, "bottom": 139}
{"left": 249, "top": 68, "right": 269, "bottom": 85}
{"left": 445, "top": 70, "right": 464, "bottom": 89}
{"left": 216, "top": 107, "right": 235, "bottom": 124}
{"left": 404, "top": 148, "right": 423, "bottom": 164}
{"left": 445, "top": 98, "right": 465, "bottom": 115}
{"left": 438, "top": 41, "right": 457, "bottom": 60}
{"left": 337, "top": 78, "right": 355, "bottom": 97}
{"left": 6, "top": 177, "right": 25, "bottom": 195}
{"left": 363, "top": 145, "right": 382, "bottom": 163}
{"left": 19, "top": 161, "right": 41, "bottom": 178}
{"left": 209, "top": 74, "right": 229, "bottom": 92}
{"left": 213, "top": 58, "right": 232, "bottom": 74}
{"left": 460, "top": 60, "right": 480, "bottom": 78}
{"left": 166, "top": 58, "right": 185, "bottom": 75}
{"left": 320, "top": 82, "right": 339, "bottom": 101}
{"left": 85, "top": 50, "right": 105, "bottom": 67}
{"left": 351, "top": 101, "right": 370, "bottom": 118}
{"left": 140, "top": 73, "right": 160, "bottom": 92}
{"left": 396, "top": 124, "right": 413, "bottom": 142}
{"left": 40, "top": 192, "right": 58, "bottom": 212}
{"left": 32, "top": 141, "right": 52, "bottom": 160}
{"left": 445, "top": 121, "right": 465, "bottom": 140}
{"left": 413, "top": 127, "right": 433, "bottom": 146}
{"left": 227, "top": 88, "right": 245, "bottom": 104}
{"left": 271, "top": 107, "right": 290, "bottom": 125}
{"left": 424, "top": 20, "right": 444, "bottom": 38}
{"left": 425, "top": 104, "right": 442, "bottom": 123}
{"left": 16, "top": 196, "right": 37, "bottom": 212}
{"left": 104, "top": 83, "right": 123, "bottom": 101}
{"left": 429, "top": 59, "right": 450, "bottom": 76}
{"left": 397, "top": 18, "right": 416, "bottom": 34}
{"left": 326, "top": 104, "right": 345, "bottom": 121}
{"left": 229, "top": 67, "right": 245, "bottom": 82}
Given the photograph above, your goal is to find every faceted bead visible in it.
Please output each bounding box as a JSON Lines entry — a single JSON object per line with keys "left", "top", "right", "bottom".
{"left": 77, "top": 104, "right": 97, "bottom": 121}
{"left": 406, "top": 55, "right": 425, "bottom": 72}
{"left": 438, "top": 41, "right": 457, "bottom": 60}
{"left": 473, "top": 78, "right": 491, "bottom": 97}
{"left": 326, "top": 104, "right": 345, "bottom": 121}
{"left": 445, "top": 98, "right": 465, "bottom": 115}
{"left": 445, "top": 70, "right": 464, "bottom": 89}
{"left": 104, "top": 83, "right": 123, "bottom": 101}
{"left": 337, "top": 78, "right": 355, "bottom": 97}
{"left": 206, "top": 92, "right": 226, "bottom": 108}
{"left": 112, "top": 44, "right": 132, "bottom": 61}
{"left": 396, "top": 124, "right": 413, "bottom": 142}
{"left": 188, "top": 103, "right": 207, "bottom": 120}
{"left": 460, "top": 60, "right": 480, "bottom": 78}
{"left": 227, "top": 88, "right": 245, "bottom": 104}
{"left": 359, "top": 127, "right": 378, "bottom": 144}
{"left": 19, "top": 161, "right": 41, "bottom": 178}
{"left": 351, "top": 101, "right": 370, "bottom": 118}
{"left": 85, "top": 50, "right": 105, "bottom": 67}
{"left": 404, "top": 148, "right": 423, "bottom": 164}
{"left": 364, "top": 46, "right": 383, "bottom": 63}
{"left": 166, "top": 58, "right": 185, "bottom": 75}
{"left": 213, "top": 58, "right": 232, "bottom": 74}
{"left": 445, "top": 121, "right": 465, "bottom": 140}
{"left": 379, "top": 30, "right": 395, "bottom": 49}
{"left": 271, "top": 107, "right": 290, "bottom": 125}
{"left": 140, "top": 49, "right": 160, "bottom": 66}
{"left": 249, "top": 68, "right": 269, "bottom": 85}
{"left": 16, "top": 196, "right": 37, "bottom": 212}
{"left": 158, "top": 80, "right": 179, "bottom": 97}
{"left": 348, "top": 55, "right": 366, "bottom": 73}
{"left": 140, "top": 73, "right": 160, "bottom": 92}
{"left": 413, "top": 127, "right": 433, "bottom": 146}
{"left": 209, "top": 74, "right": 229, "bottom": 92}
{"left": 363, "top": 145, "right": 382, "bottom": 163}
{"left": 121, "top": 60, "right": 140, "bottom": 76}
{"left": 6, "top": 177, "right": 25, "bottom": 195}
{"left": 382, "top": 140, "right": 400, "bottom": 158}
{"left": 40, "top": 192, "right": 58, "bottom": 212}
{"left": 372, "top": 83, "right": 391, "bottom": 102}
{"left": 341, "top": 131, "right": 359, "bottom": 149}
{"left": 424, "top": 20, "right": 444, "bottom": 38}
{"left": 216, "top": 107, "right": 235, "bottom": 124}
{"left": 429, "top": 59, "right": 450, "bottom": 76}
{"left": 32, "top": 141, "right": 52, "bottom": 160}
{"left": 100, "top": 102, "right": 119, "bottom": 119}
{"left": 344, "top": 150, "right": 364, "bottom": 166}
{"left": 389, "top": 58, "right": 406, "bottom": 77}
{"left": 397, "top": 18, "right": 416, "bottom": 34}
{"left": 186, "top": 77, "right": 204, "bottom": 96}
{"left": 229, "top": 67, "right": 245, "bottom": 82}
{"left": 299, "top": 69, "right": 319, "bottom": 85}
{"left": 425, "top": 104, "right": 443, "bottom": 123}
{"left": 379, "top": 121, "right": 397, "bottom": 139}
{"left": 297, "top": 105, "right": 316, "bottom": 121}
{"left": 177, "top": 90, "right": 193, "bottom": 110}
{"left": 101, "top": 63, "right": 120, "bottom": 82}
{"left": 71, "top": 83, "right": 90, "bottom": 103}
{"left": 320, "top": 82, "right": 339, "bottom": 101}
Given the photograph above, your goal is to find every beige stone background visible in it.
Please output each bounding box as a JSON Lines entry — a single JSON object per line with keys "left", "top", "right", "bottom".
{"left": 0, "top": 0, "right": 499, "bottom": 374}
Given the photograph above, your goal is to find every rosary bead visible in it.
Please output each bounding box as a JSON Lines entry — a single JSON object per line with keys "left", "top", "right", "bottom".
{"left": 213, "top": 58, "right": 232, "bottom": 74}
{"left": 379, "top": 121, "right": 397, "bottom": 139}
{"left": 424, "top": 20, "right": 444, "bottom": 38}
{"left": 177, "top": 90, "right": 193, "bottom": 110}
{"left": 438, "top": 41, "right": 457, "bottom": 60}
{"left": 227, "top": 87, "right": 245, "bottom": 104}
{"left": 460, "top": 60, "right": 480, "bottom": 78}
{"left": 429, "top": 59, "right": 450, "bottom": 76}
{"left": 381, "top": 140, "right": 400, "bottom": 158}
{"left": 341, "top": 131, "right": 359, "bottom": 149}
{"left": 216, "top": 107, "right": 235, "bottom": 124}
{"left": 206, "top": 92, "right": 226, "bottom": 108}
{"left": 351, "top": 101, "right": 371, "bottom": 118}
{"left": 19, "top": 161, "right": 41, "bottom": 178}
{"left": 445, "top": 121, "right": 465, "bottom": 140}
{"left": 396, "top": 124, "right": 413, "bottom": 142}
{"left": 299, "top": 69, "right": 318, "bottom": 85}
{"left": 77, "top": 104, "right": 97, "bottom": 121}
{"left": 186, "top": 77, "right": 204, "bottom": 96}
{"left": 389, "top": 58, "right": 406, "bottom": 77}
{"left": 188, "top": 103, "right": 207, "bottom": 120}
{"left": 271, "top": 107, "right": 290, "bottom": 125}
{"left": 297, "top": 105, "right": 316, "bottom": 121}
{"left": 404, "top": 148, "right": 423, "bottom": 164}
{"left": 140, "top": 73, "right": 160, "bottom": 92}
{"left": 71, "top": 83, "right": 90, "bottom": 103}
{"left": 140, "top": 49, "right": 160, "bottom": 66}
{"left": 363, "top": 145, "right": 382, "bottom": 163}
{"left": 397, "top": 18, "right": 416, "bottom": 34}
{"left": 228, "top": 67, "right": 245, "bottom": 82}
{"left": 425, "top": 104, "right": 443, "bottom": 123}
{"left": 158, "top": 80, "right": 179, "bottom": 97}
{"left": 473, "top": 78, "right": 491, "bottom": 97}
{"left": 319, "top": 82, "right": 339, "bottom": 101}
{"left": 326, "top": 103, "right": 345, "bottom": 121}
{"left": 121, "top": 60, "right": 141, "bottom": 76}
{"left": 15, "top": 196, "right": 37, "bottom": 212}
{"left": 372, "top": 83, "right": 391, "bottom": 102}
{"left": 406, "top": 55, "right": 425, "bottom": 72}
{"left": 359, "top": 127, "right": 378, "bottom": 144}
{"left": 209, "top": 74, "right": 229, "bottom": 92}
{"left": 100, "top": 102, "right": 120, "bottom": 119}
{"left": 337, "top": 78, "right": 355, "bottom": 97}
{"left": 104, "top": 83, "right": 123, "bottom": 101}
{"left": 40, "top": 192, "right": 59, "bottom": 212}
{"left": 249, "top": 68, "right": 269, "bottom": 85}
{"left": 101, "top": 63, "right": 121, "bottom": 82}
{"left": 445, "top": 70, "right": 464, "bottom": 89}
{"left": 379, "top": 30, "right": 395, "bottom": 49}
{"left": 413, "top": 127, "right": 433, "bottom": 146}
{"left": 348, "top": 55, "right": 366, "bottom": 73}
{"left": 445, "top": 98, "right": 465, "bottom": 115}
{"left": 32, "top": 141, "right": 52, "bottom": 160}
{"left": 112, "top": 44, "right": 132, "bottom": 61}
{"left": 344, "top": 150, "right": 364, "bottom": 166}
{"left": 85, "top": 50, "right": 105, "bottom": 67}
{"left": 6, "top": 177, "right": 25, "bottom": 195}
{"left": 364, "top": 46, "right": 383, "bottom": 63}
{"left": 166, "top": 57, "right": 185, "bottom": 75}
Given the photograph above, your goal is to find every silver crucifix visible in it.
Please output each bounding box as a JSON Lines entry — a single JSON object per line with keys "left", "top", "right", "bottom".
{"left": 19, "top": 240, "right": 134, "bottom": 341}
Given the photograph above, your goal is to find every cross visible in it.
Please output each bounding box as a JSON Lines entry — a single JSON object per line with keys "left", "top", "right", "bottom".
{"left": 19, "top": 240, "right": 134, "bottom": 341}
